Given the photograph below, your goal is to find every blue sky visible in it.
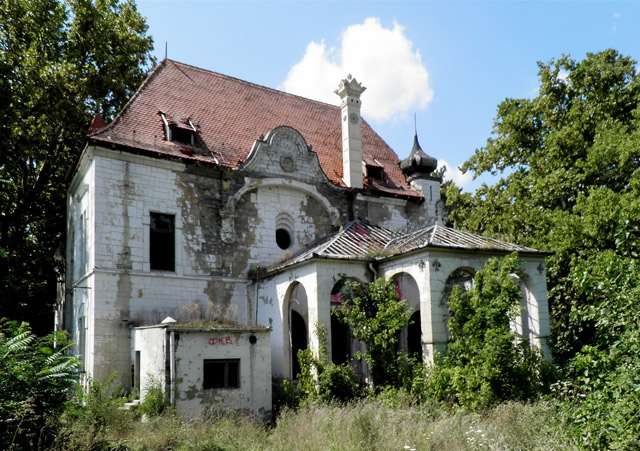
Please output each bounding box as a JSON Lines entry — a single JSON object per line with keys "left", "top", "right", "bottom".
{"left": 136, "top": 1, "right": 640, "bottom": 190}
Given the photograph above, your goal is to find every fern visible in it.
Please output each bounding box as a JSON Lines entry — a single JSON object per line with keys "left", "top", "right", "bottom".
{"left": 1, "top": 330, "right": 35, "bottom": 357}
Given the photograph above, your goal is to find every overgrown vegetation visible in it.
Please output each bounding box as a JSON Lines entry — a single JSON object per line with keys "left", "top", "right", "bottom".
{"left": 0, "top": 0, "right": 155, "bottom": 333}
{"left": 444, "top": 49, "right": 640, "bottom": 449}
{"left": 425, "top": 253, "right": 549, "bottom": 410}
{"left": 45, "top": 391, "right": 579, "bottom": 450}
{"left": 332, "top": 276, "right": 413, "bottom": 387}
{"left": 0, "top": 319, "right": 78, "bottom": 449}
{"left": 1, "top": 0, "right": 637, "bottom": 445}
{"left": 291, "top": 322, "right": 362, "bottom": 405}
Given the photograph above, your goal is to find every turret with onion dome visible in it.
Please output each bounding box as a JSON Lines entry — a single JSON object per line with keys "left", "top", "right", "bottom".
{"left": 400, "top": 131, "right": 443, "bottom": 225}
{"left": 400, "top": 132, "right": 438, "bottom": 178}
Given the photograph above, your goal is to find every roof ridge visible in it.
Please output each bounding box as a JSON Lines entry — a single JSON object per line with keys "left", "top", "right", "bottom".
{"left": 167, "top": 59, "right": 345, "bottom": 112}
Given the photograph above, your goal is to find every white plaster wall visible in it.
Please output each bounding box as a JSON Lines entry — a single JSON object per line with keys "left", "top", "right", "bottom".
{"left": 243, "top": 185, "right": 332, "bottom": 265}
{"left": 409, "top": 178, "right": 442, "bottom": 225}
{"left": 314, "top": 261, "right": 369, "bottom": 362}
{"left": 381, "top": 251, "right": 551, "bottom": 362}
{"left": 256, "top": 262, "right": 319, "bottom": 380}
{"left": 257, "top": 260, "right": 370, "bottom": 379}
{"left": 133, "top": 327, "right": 167, "bottom": 400}
{"left": 173, "top": 329, "right": 271, "bottom": 418}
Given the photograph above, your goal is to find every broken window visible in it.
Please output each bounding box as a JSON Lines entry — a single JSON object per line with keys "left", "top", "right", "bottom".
{"left": 203, "top": 359, "right": 240, "bottom": 389}
{"left": 150, "top": 213, "right": 175, "bottom": 271}
{"left": 365, "top": 164, "right": 384, "bottom": 180}
{"left": 159, "top": 112, "right": 198, "bottom": 146}
{"left": 169, "top": 126, "right": 196, "bottom": 146}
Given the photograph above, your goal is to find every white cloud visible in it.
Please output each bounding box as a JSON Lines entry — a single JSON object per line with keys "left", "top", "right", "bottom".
{"left": 438, "top": 159, "right": 473, "bottom": 188}
{"left": 280, "top": 18, "right": 433, "bottom": 121}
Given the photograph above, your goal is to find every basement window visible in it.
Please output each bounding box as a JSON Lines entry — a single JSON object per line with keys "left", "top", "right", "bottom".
{"left": 203, "top": 359, "right": 240, "bottom": 389}
{"left": 150, "top": 213, "right": 175, "bottom": 271}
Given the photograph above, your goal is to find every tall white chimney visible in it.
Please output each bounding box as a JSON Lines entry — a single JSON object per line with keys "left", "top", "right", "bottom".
{"left": 335, "top": 75, "right": 366, "bottom": 189}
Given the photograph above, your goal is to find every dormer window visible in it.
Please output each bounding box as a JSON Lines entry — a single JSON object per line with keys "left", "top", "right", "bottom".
{"left": 160, "top": 113, "right": 198, "bottom": 146}
{"left": 170, "top": 126, "right": 196, "bottom": 145}
{"left": 364, "top": 158, "right": 385, "bottom": 181}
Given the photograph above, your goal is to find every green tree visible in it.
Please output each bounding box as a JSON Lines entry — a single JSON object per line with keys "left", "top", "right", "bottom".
{"left": 426, "top": 253, "right": 546, "bottom": 410}
{"left": 444, "top": 49, "right": 640, "bottom": 444}
{"left": 444, "top": 49, "right": 640, "bottom": 365}
{"left": 332, "top": 277, "right": 412, "bottom": 387}
{"left": 0, "top": 0, "right": 155, "bottom": 333}
{"left": 559, "top": 250, "right": 640, "bottom": 449}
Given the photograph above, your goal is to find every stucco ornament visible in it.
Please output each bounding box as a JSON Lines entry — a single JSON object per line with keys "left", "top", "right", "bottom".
{"left": 280, "top": 155, "right": 295, "bottom": 172}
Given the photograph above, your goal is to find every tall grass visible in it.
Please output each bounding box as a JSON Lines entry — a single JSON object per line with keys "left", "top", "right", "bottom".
{"left": 53, "top": 397, "right": 577, "bottom": 450}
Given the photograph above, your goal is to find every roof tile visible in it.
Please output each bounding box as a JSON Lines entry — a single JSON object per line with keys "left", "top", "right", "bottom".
{"left": 90, "top": 60, "right": 421, "bottom": 198}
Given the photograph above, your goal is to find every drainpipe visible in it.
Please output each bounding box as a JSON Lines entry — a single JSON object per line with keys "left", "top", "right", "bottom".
{"left": 368, "top": 262, "right": 378, "bottom": 281}
{"left": 169, "top": 330, "right": 176, "bottom": 407}
{"left": 244, "top": 280, "right": 252, "bottom": 326}
{"left": 255, "top": 280, "right": 259, "bottom": 326}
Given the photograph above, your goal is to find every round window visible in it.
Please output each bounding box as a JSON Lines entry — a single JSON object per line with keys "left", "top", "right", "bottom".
{"left": 276, "top": 228, "right": 291, "bottom": 250}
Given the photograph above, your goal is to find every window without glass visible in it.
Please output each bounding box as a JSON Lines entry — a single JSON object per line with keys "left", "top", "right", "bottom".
{"left": 170, "top": 125, "right": 196, "bottom": 146}
{"left": 150, "top": 213, "right": 175, "bottom": 271}
{"left": 203, "top": 359, "right": 240, "bottom": 389}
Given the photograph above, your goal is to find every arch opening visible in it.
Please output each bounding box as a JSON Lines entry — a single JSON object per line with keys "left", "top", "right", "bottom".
{"left": 441, "top": 267, "right": 476, "bottom": 341}
{"left": 286, "top": 282, "right": 308, "bottom": 380}
{"left": 390, "top": 272, "right": 421, "bottom": 358}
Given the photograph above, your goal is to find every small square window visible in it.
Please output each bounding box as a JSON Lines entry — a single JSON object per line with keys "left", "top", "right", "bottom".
{"left": 170, "top": 126, "right": 196, "bottom": 146}
{"left": 203, "top": 359, "right": 240, "bottom": 389}
{"left": 150, "top": 213, "right": 175, "bottom": 271}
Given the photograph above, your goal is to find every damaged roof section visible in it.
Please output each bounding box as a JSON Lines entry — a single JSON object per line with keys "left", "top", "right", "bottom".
{"left": 386, "top": 224, "right": 543, "bottom": 254}
{"left": 270, "top": 220, "right": 547, "bottom": 272}
{"left": 87, "top": 60, "right": 420, "bottom": 198}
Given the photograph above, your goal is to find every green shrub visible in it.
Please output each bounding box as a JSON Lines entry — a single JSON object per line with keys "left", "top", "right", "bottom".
{"left": 138, "top": 378, "right": 168, "bottom": 417}
{"left": 557, "top": 251, "right": 640, "bottom": 449}
{"left": 332, "top": 276, "right": 412, "bottom": 387}
{"left": 60, "top": 373, "right": 135, "bottom": 449}
{"left": 293, "top": 323, "right": 362, "bottom": 406}
{"left": 426, "top": 253, "right": 549, "bottom": 410}
{"left": 0, "top": 319, "right": 79, "bottom": 449}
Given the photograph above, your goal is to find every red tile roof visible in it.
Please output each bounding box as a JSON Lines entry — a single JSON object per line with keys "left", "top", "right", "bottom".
{"left": 89, "top": 60, "right": 421, "bottom": 198}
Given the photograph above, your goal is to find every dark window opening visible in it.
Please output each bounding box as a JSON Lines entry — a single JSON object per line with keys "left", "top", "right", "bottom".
{"left": 170, "top": 126, "right": 196, "bottom": 146}
{"left": 290, "top": 310, "right": 307, "bottom": 378}
{"left": 150, "top": 213, "right": 175, "bottom": 271}
{"left": 203, "top": 359, "right": 240, "bottom": 389}
{"left": 408, "top": 310, "right": 422, "bottom": 359}
{"left": 366, "top": 165, "right": 384, "bottom": 180}
{"left": 276, "top": 228, "right": 291, "bottom": 250}
{"left": 331, "top": 314, "right": 351, "bottom": 365}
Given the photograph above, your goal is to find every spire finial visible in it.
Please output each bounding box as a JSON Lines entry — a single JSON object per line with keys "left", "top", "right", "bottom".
{"left": 414, "top": 113, "right": 417, "bottom": 136}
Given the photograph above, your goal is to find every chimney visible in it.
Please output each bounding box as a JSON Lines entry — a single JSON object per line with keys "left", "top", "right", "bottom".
{"left": 335, "top": 75, "right": 366, "bottom": 189}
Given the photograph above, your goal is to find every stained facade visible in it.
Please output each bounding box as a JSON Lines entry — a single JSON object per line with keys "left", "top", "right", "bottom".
{"left": 61, "top": 60, "right": 550, "bottom": 416}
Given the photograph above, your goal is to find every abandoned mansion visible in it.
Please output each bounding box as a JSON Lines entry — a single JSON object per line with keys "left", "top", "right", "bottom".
{"left": 60, "top": 60, "right": 550, "bottom": 417}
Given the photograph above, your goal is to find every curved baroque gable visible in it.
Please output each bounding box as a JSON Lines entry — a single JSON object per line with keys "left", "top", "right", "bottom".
{"left": 240, "top": 126, "right": 330, "bottom": 184}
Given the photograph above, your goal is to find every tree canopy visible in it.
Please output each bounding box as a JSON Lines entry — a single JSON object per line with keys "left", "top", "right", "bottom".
{"left": 444, "top": 49, "right": 640, "bottom": 448}
{"left": 445, "top": 49, "right": 640, "bottom": 360}
{"left": 0, "top": 0, "right": 155, "bottom": 333}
